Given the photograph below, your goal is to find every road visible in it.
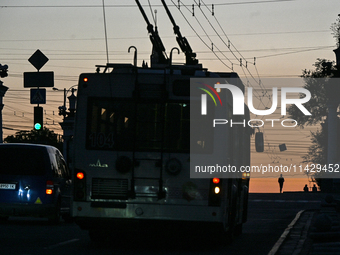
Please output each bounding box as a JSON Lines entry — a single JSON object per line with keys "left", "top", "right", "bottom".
{"left": 0, "top": 192, "right": 324, "bottom": 255}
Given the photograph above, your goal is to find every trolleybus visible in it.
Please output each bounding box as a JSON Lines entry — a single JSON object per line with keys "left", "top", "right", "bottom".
{"left": 71, "top": 0, "right": 251, "bottom": 243}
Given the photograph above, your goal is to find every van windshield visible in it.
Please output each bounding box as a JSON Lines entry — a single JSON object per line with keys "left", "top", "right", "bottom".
{"left": 0, "top": 146, "right": 46, "bottom": 175}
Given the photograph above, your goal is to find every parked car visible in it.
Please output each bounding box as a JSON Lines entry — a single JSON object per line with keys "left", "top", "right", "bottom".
{"left": 0, "top": 143, "right": 71, "bottom": 223}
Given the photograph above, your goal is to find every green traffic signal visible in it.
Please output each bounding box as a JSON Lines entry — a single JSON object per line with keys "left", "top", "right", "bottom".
{"left": 34, "top": 106, "right": 43, "bottom": 130}
{"left": 34, "top": 123, "right": 42, "bottom": 130}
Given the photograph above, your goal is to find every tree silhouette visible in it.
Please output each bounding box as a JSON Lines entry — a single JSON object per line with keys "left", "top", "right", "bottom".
{"left": 4, "top": 127, "right": 63, "bottom": 152}
{"left": 287, "top": 59, "right": 340, "bottom": 191}
{"left": 287, "top": 59, "right": 335, "bottom": 127}
{"left": 331, "top": 15, "right": 340, "bottom": 47}
{"left": 286, "top": 16, "right": 340, "bottom": 192}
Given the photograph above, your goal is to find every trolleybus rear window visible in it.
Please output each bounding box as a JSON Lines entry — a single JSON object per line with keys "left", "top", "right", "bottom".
{"left": 86, "top": 98, "right": 192, "bottom": 152}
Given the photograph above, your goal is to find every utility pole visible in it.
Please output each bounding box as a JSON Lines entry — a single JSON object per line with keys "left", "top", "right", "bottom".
{"left": 0, "top": 64, "right": 9, "bottom": 143}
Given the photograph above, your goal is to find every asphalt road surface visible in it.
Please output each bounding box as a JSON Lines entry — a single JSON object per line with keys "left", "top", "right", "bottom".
{"left": 0, "top": 192, "right": 324, "bottom": 255}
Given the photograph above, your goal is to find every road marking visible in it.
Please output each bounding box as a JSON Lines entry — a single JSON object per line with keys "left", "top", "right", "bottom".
{"left": 44, "top": 239, "right": 79, "bottom": 250}
{"left": 250, "top": 199, "right": 320, "bottom": 203}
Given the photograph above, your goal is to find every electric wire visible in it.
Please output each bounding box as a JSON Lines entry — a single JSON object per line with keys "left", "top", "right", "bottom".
{"left": 0, "top": 1, "right": 296, "bottom": 8}
{"left": 170, "top": 0, "right": 233, "bottom": 70}
{"left": 1, "top": 0, "right": 317, "bottom": 163}
{"left": 191, "top": 0, "right": 285, "bottom": 162}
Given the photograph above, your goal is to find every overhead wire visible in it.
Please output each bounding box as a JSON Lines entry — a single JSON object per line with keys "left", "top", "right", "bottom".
{"left": 170, "top": 0, "right": 233, "bottom": 70}
{"left": 187, "top": 0, "right": 290, "bottom": 163}
{"left": 195, "top": 1, "right": 293, "bottom": 166}
{"left": 199, "top": 0, "right": 268, "bottom": 93}
{"left": 184, "top": 0, "right": 274, "bottom": 132}
{"left": 1, "top": 0, "right": 315, "bottom": 158}
{"left": 0, "top": 1, "right": 296, "bottom": 8}
{"left": 182, "top": 2, "right": 235, "bottom": 67}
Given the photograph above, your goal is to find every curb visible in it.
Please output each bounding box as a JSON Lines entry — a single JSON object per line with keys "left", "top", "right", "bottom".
{"left": 267, "top": 210, "right": 305, "bottom": 255}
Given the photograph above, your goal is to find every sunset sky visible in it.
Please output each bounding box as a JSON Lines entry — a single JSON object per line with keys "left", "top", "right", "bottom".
{"left": 1, "top": 0, "right": 339, "bottom": 192}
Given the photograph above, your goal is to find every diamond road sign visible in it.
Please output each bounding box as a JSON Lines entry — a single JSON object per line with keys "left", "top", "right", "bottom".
{"left": 28, "top": 49, "right": 49, "bottom": 71}
{"left": 30, "top": 88, "right": 46, "bottom": 104}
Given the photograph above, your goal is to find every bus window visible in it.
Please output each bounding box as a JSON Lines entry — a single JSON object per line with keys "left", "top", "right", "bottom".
{"left": 86, "top": 98, "right": 190, "bottom": 152}
{"left": 87, "top": 98, "right": 134, "bottom": 150}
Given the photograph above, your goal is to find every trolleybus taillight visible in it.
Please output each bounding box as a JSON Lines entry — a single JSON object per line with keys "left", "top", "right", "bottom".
{"left": 76, "top": 172, "right": 84, "bottom": 180}
{"left": 209, "top": 178, "right": 222, "bottom": 206}
{"left": 74, "top": 170, "right": 86, "bottom": 201}
{"left": 212, "top": 178, "right": 220, "bottom": 184}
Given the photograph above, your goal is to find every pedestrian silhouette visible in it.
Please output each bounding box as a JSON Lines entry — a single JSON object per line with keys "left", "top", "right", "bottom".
{"left": 303, "top": 184, "right": 309, "bottom": 192}
{"left": 312, "top": 184, "right": 317, "bottom": 192}
{"left": 278, "top": 174, "right": 284, "bottom": 193}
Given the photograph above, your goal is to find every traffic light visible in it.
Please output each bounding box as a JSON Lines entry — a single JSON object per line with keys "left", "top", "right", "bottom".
{"left": 34, "top": 106, "right": 43, "bottom": 130}
{"left": 0, "top": 64, "right": 8, "bottom": 78}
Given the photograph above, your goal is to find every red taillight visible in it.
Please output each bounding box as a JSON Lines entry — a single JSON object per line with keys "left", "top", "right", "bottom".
{"left": 209, "top": 178, "right": 222, "bottom": 206}
{"left": 74, "top": 170, "right": 86, "bottom": 201}
{"left": 212, "top": 178, "right": 220, "bottom": 184}
{"left": 83, "top": 77, "right": 88, "bottom": 82}
{"left": 46, "top": 180, "right": 54, "bottom": 195}
{"left": 76, "top": 172, "right": 84, "bottom": 180}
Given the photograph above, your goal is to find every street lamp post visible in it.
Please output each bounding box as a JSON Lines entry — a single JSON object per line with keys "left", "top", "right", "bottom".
{"left": 56, "top": 86, "right": 77, "bottom": 166}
